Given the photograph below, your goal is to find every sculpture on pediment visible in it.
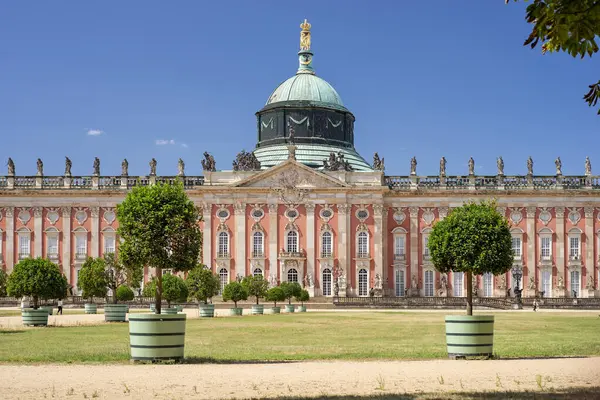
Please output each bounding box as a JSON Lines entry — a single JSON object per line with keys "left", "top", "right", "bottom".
{"left": 468, "top": 157, "right": 475, "bottom": 175}
{"left": 333, "top": 279, "right": 339, "bottom": 296}
{"left": 149, "top": 158, "right": 157, "bottom": 176}
{"left": 374, "top": 273, "right": 382, "bottom": 290}
{"left": 7, "top": 158, "right": 15, "bottom": 176}
{"left": 439, "top": 157, "right": 446, "bottom": 177}
{"left": 440, "top": 273, "right": 448, "bottom": 290}
{"left": 585, "top": 156, "right": 592, "bottom": 176}
{"left": 178, "top": 158, "right": 185, "bottom": 176}
{"left": 497, "top": 156, "right": 504, "bottom": 176}
{"left": 322, "top": 152, "right": 352, "bottom": 171}
{"left": 121, "top": 159, "right": 129, "bottom": 176}
{"left": 93, "top": 157, "right": 100, "bottom": 176}
{"left": 555, "top": 157, "right": 562, "bottom": 176}
{"left": 36, "top": 158, "right": 43, "bottom": 176}
{"left": 528, "top": 276, "right": 536, "bottom": 290}
{"left": 269, "top": 274, "right": 277, "bottom": 287}
{"left": 232, "top": 150, "right": 261, "bottom": 171}
{"left": 201, "top": 152, "right": 216, "bottom": 172}
{"left": 411, "top": 274, "right": 417, "bottom": 289}
{"left": 527, "top": 156, "right": 534, "bottom": 175}
{"left": 307, "top": 272, "right": 314, "bottom": 288}
{"left": 64, "top": 157, "right": 72, "bottom": 176}
{"left": 586, "top": 275, "right": 594, "bottom": 289}
{"left": 557, "top": 276, "right": 564, "bottom": 289}
{"left": 497, "top": 275, "right": 506, "bottom": 290}
{"left": 372, "top": 152, "right": 385, "bottom": 171}
{"left": 410, "top": 157, "right": 417, "bottom": 176}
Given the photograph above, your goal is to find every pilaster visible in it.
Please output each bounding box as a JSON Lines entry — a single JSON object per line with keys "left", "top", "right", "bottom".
{"left": 268, "top": 203, "right": 278, "bottom": 280}
{"left": 584, "top": 207, "right": 594, "bottom": 288}
{"left": 305, "top": 203, "right": 315, "bottom": 290}
{"left": 234, "top": 202, "right": 246, "bottom": 278}
{"left": 373, "top": 204, "right": 385, "bottom": 293}
{"left": 337, "top": 204, "right": 350, "bottom": 290}
{"left": 4, "top": 207, "right": 14, "bottom": 273}
{"left": 526, "top": 206, "right": 536, "bottom": 292}
{"left": 409, "top": 206, "right": 419, "bottom": 291}
{"left": 90, "top": 206, "right": 100, "bottom": 258}
{"left": 61, "top": 207, "right": 71, "bottom": 283}
{"left": 201, "top": 203, "right": 212, "bottom": 267}
{"left": 555, "top": 206, "right": 565, "bottom": 296}
{"left": 33, "top": 207, "right": 43, "bottom": 258}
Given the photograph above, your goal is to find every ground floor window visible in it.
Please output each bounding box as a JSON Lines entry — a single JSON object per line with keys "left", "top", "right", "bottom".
{"left": 287, "top": 268, "right": 298, "bottom": 283}
{"left": 483, "top": 273, "right": 493, "bottom": 297}
{"left": 322, "top": 268, "right": 332, "bottom": 296}
{"left": 358, "top": 268, "right": 368, "bottom": 296}
{"left": 253, "top": 268, "right": 263, "bottom": 277}
{"left": 570, "top": 270, "right": 580, "bottom": 297}
{"left": 542, "top": 270, "right": 552, "bottom": 297}
{"left": 395, "top": 269, "right": 405, "bottom": 297}
{"left": 424, "top": 270, "right": 434, "bottom": 297}
{"left": 453, "top": 272, "right": 464, "bottom": 297}
{"left": 219, "top": 268, "right": 228, "bottom": 294}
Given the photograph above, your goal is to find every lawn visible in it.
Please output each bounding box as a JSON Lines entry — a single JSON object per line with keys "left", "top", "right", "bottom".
{"left": 0, "top": 311, "right": 599, "bottom": 363}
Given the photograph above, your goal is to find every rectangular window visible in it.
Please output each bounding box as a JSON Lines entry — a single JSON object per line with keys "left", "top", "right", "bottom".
{"left": 395, "top": 269, "right": 405, "bottom": 297}
{"left": 287, "top": 232, "right": 298, "bottom": 253}
{"left": 541, "top": 237, "right": 551, "bottom": 259}
{"left": 321, "top": 233, "right": 332, "bottom": 258}
{"left": 252, "top": 233, "right": 263, "bottom": 257}
{"left": 424, "top": 270, "right": 434, "bottom": 297}
{"left": 394, "top": 236, "right": 405, "bottom": 259}
{"left": 542, "top": 270, "right": 552, "bottom": 297}
{"left": 104, "top": 236, "right": 115, "bottom": 254}
{"left": 570, "top": 270, "right": 580, "bottom": 297}
{"left": 423, "top": 236, "right": 430, "bottom": 259}
{"left": 76, "top": 235, "right": 87, "bottom": 258}
{"left": 512, "top": 237, "right": 522, "bottom": 258}
{"left": 569, "top": 237, "right": 580, "bottom": 259}
{"left": 483, "top": 273, "right": 493, "bottom": 297}
{"left": 47, "top": 236, "right": 59, "bottom": 256}
{"left": 453, "top": 272, "right": 464, "bottom": 297}
{"left": 18, "top": 235, "right": 30, "bottom": 259}
{"left": 357, "top": 233, "right": 368, "bottom": 258}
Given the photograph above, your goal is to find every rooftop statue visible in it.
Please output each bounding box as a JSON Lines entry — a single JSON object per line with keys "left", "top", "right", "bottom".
{"left": 202, "top": 152, "right": 216, "bottom": 172}
{"left": 527, "top": 156, "right": 534, "bottom": 175}
{"left": 410, "top": 157, "right": 417, "bottom": 176}
{"left": 93, "top": 157, "right": 100, "bottom": 176}
{"left": 372, "top": 152, "right": 384, "bottom": 171}
{"left": 7, "top": 158, "right": 15, "bottom": 176}
{"left": 65, "top": 157, "right": 72, "bottom": 176}
{"left": 497, "top": 156, "right": 504, "bottom": 176}
{"left": 468, "top": 157, "right": 475, "bottom": 175}
{"left": 300, "top": 19, "right": 311, "bottom": 51}
{"left": 439, "top": 157, "right": 446, "bottom": 177}
{"left": 121, "top": 159, "right": 129, "bottom": 176}
{"left": 232, "top": 150, "right": 261, "bottom": 171}
{"left": 555, "top": 157, "right": 562, "bottom": 176}
{"left": 178, "top": 158, "right": 185, "bottom": 177}
{"left": 36, "top": 158, "right": 43, "bottom": 176}
{"left": 323, "top": 152, "right": 353, "bottom": 171}
{"left": 149, "top": 158, "right": 157, "bottom": 176}
{"left": 585, "top": 156, "right": 592, "bottom": 176}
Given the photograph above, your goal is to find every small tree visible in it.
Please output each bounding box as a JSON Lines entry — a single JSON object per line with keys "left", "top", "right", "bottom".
{"left": 7, "top": 258, "right": 68, "bottom": 309}
{"left": 117, "top": 182, "right": 201, "bottom": 314}
{"left": 241, "top": 275, "right": 269, "bottom": 305}
{"left": 222, "top": 281, "right": 249, "bottom": 309}
{"left": 265, "top": 287, "right": 285, "bottom": 308}
{"left": 116, "top": 285, "right": 135, "bottom": 302}
{"left": 296, "top": 289, "right": 310, "bottom": 306}
{"left": 144, "top": 274, "right": 188, "bottom": 308}
{"left": 280, "top": 282, "right": 302, "bottom": 305}
{"left": 78, "top": 257, "right": 108, "bottom": 303}
{"left": 428, "top": 200, "right": 513, "bottom": 316}
{"left": 104, "top": 252, "right": 143, "bottom": 304}
{"left": 0, "top": 269, "right": 7, "bottom": 297}
{"left": 142, "top": 278, "right": 156, "bottom": 298}
{"left": 186, "top": 265, "right": 220, "bottom": 304}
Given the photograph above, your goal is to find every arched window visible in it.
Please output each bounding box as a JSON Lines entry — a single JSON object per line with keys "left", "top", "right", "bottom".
{"left": 219, "top": 268, "right": 228, "bottom": 294}
{"left": 453, "top": 272, "right": 464, "bottom": 297}
{"left": 287, "top": 268, "right": 298, "bottom": 283}
{"left": 253, "top": 267, "right": 263, "bottom": 277}
{"left": 357, "top": 232, "right": 368, "bottom": 258}
{"left": 358, "top": 268, "right": 368, "bottom": 296}
{"left": 321, "top": 231, "right": 332, "bottom": 258}
{"left": 73, "top": 227, "right": 88, "bottom": 260}
{"left": 287, "top": 231, "right": 298, "bottom": 253}
{"left": 424, "top": 270, "right": 434, "bottom": 297}
{"left": 483, "top": 273, "right": 493, "bottom": 297}
{"left": 102, "top": 227, "right": 116, "bottom": 255}
{"left": 218, "top": 232, "right": 229, "bottom": 257}
{"left": 570, "top": 270, "right": 580, "bottom": 298}
{"left": 252, "top": 231, "right": 264, "bottom": 257}
{"left": 45, "top": 227, "right": 60, "bottom": 259}
{"left": 17, "top": 227, "right": 31, "bottom": 260}
{"left": 395, "top": 269, "right": 405, "bottom": 297}
{"left": 322, "top": 268, "right": 332, "bottom": 296}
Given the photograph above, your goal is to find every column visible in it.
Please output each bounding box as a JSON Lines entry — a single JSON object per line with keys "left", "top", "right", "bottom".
{"left": 555, "top": 206, "right": 565, "bottom": 296}
{"left": 584, "top": 207, "right": 594, "bottom": 296}
{"left": 305, "top": 203, "right": 315, "bottom": 297}
{"left": 267, "top": 203, "right": 278, "bottom": 280}
{"left": 90, "top": 206, "right": 100, "bottom": 258}
{"left": 336, "top": 204, "right": 350, "bottom": 292}
{"left": 61, "top": 206, "right": 71, "bottom": 284}
{"left": 234, "top": 202, "right": 246, "bottom": 278}
{"left": 373, "top": 204, "right": 384, "bottom": 296}
{"left": 201, "top": 203, "right": 212, "bottom": 267}
{"left": 526, "top": 206, "right": 536, "bottom": 295}
{"left": 4, "top": 207, "right": 14, "bottom": 273}
{"left": 33, "top": 207, "right": 43, "bottom": 257}
{"left": 409, "top": 206, "right": 419, "bottom": 294}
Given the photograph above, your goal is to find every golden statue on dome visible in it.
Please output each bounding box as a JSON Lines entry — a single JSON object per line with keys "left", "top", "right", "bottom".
{"left": 300, "top": 19, "right": 311, "bottom": 50}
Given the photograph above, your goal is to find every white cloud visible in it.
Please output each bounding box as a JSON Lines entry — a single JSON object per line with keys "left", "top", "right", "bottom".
{"left": 181, "top": 143, "right": 189, "bottom": 148}
{"left": 155, "top": 139, "right": 176, "bottom": 145}
{"left": 87, "top": 129, "right": 104, "bottom": 136}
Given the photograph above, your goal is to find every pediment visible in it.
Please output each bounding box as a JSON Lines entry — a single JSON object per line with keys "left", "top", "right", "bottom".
{"left": 234, "top": 160, "right": 348, "bottom": 189}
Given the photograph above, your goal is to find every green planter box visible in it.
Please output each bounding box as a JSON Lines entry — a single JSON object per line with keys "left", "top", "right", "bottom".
{"left": 298, "top": 305, "right": 307, "bottom": 312}
{"left": 175, "top": 305, "right": 183, "bottom": 312}
{"left": 445, "top": 315, "right": 495, "bottom": 359}
{"left": 84, "top": 303, "right": 97, "bottom": 314}
{"left": 22, "top": 309, "right": 50, "bottom": 326}
{"left": 285, "top": 304, "right": 295, "bottom": 313}
{"left": 39, "top": 306, "right": 54, "bottom": 315}
{"left": 162, "top": 307, "right": 178, "bottom": 315}
{"left": 104, "top": 304, "right": 128, "bottom": 322}
{"left": 229, "top": 307, "right": 243, "bottom": 316}
{"left": 251, "top": 304, "right": 264, "bottom": 315}
{"left": 271, "top": 306, "right": 281, "bottom": 314}
{"left": 199, "top": 304, "right": 215, "bottom": 318}
{"left": 129, "top": 313, "right": 187, "bottom": 361}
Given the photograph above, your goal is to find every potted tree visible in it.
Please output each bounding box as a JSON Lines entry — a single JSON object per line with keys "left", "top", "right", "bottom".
{"left": 78, "top": 257, "right": 108, "bottom": 314}
{"left": 118, "top": 182, "right": 201, "bottom": 362}
{"left": 242, "top": 274, "right": 269, "bottom": 315}
{"left": 222, "top": 281, "right": 248, "bottom": 316}
{"left": 104, "top": 252, "right": 142, "bottom": 322}
{"left": 280, "top": 281, "right": 302, "bottom": 313}
{"left": 7, "top": 258, "right": 68, "bottom": 326}
{"left": 265, "top": 286, "right": 285, "bottom": 314}
{"left": 428, "top": 200, "right": 513, "bottom": 359}
{"left": 186, "top": 265, "right": 220, "bottom": 317}
{"left": 296, "top": 289, "right": 310, "bottom": 312}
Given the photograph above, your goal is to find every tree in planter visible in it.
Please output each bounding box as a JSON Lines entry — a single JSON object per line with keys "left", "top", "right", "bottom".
{"left": 280, "top": 281, "right": 302, "bottom": 305}
{"left": 186, "top": 265, "right": 220, "bottom": 304}
{"left": 241, "top": 275, "right": 269, "bottom": 305}
{"left": 428, "top": 200, "right": 513, "bottom": 315}
{"left": 7, "top": 258, "right": 68, "bottom": 309}
{"left": 104, "top": 252, "right": 143, "bottom": 304}
{"left": 265, "top": 287, "right": 285, "bottom": 308}
{"left": 116, "top": 285, "right": 135, "bottom": 302}
{"left": 0, "top": 269, "right": 7, "bottom": 297}
{"left": 296, "top": 289, "right": 310, "bottom": 307}
{"left": 117, "top": 182, "right": 201, "bottom": 314}
{"left": 78, "top": 257, "right": 109, "bottom": 303}
{"left": 222, "top": 281, "right": 249, "bottom": 309}
{"left": 144, "top": 274, "right": 189, "bottom": 308}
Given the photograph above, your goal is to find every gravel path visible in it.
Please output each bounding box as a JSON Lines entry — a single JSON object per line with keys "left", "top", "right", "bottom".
{"left": 0, "top": 357, "right": 598, "bottom": 399}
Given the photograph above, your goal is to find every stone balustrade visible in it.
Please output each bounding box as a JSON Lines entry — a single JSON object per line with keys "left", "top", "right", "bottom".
{"left": 0, "top": 175, "right": 205, "bottom": 190}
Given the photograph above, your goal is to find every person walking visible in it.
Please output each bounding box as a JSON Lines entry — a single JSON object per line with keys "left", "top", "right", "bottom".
{"left": 532, "top": 298, "right": 538, "bottom": 312}
{"left": 57, "top": 299, "right": 63, "bottom": 315}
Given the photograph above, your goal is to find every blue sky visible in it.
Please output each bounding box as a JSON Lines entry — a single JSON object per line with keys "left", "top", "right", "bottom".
{"left": 0, "top": 1, "right": 597, "bottom": 177}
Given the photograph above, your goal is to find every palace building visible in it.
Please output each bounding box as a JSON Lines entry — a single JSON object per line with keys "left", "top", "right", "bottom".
{"left": 0, "top": 20, "right": 599, "bottom": 300}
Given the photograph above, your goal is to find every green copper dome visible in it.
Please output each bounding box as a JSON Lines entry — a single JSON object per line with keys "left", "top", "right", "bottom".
{"left": 266, "top": 74, "right": 346, "bottom": 110}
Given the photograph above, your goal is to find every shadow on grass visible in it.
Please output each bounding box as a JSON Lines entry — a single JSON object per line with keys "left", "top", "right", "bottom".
{"left": 247, "top": 388, "right": 600, "bottom": 399}
{"left": 0, "top": 330, "right": 26, "bottom": 335}
{"left": 183, "top": 357, "right": 298, "bottom": 365}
